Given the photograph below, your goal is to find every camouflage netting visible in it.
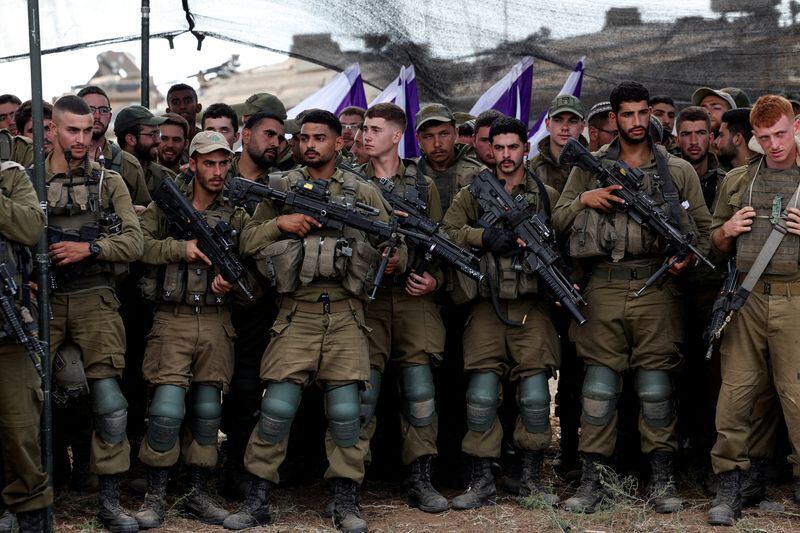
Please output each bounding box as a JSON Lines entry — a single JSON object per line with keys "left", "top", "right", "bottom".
{"left": 1, "top": 0, "right": 799, "bottom": 121}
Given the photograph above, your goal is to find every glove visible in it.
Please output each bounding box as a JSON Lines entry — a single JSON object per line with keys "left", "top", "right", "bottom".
{"left": 482, "top": 227, "right": 519, "bottom": 255}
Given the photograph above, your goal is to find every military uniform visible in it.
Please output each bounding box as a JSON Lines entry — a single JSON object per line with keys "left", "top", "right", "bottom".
{"left": 99, "top": 140, "right": 150, "bottom": 206}
{"left": 0, "top": 129, "right": 35, "bottom": 167}
{"left": 417, "top": 142, "right": 485, "bottom": 213}
{"left": 527, "top": 135, "right": 585, "bottom": 194}
{"left": 143, "top": 161, "right": 176, "bottom": 197}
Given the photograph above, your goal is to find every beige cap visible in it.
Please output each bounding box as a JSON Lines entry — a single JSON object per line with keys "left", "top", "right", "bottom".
{"left": 188, "top": 130, "right": 233, "bottom": 156}
{"left": 692, "top": 87, "right": 737, "bottom": 110}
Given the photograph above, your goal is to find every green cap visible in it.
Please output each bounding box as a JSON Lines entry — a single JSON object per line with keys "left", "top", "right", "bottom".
{"left": 284, "top": 118, "right": 300, "bottom": 136}
{"left": 415, "top": 103, "right": 455, "bottom": 131}
{"left": 235, "top": 93, "right": 287, "bottom": 121}
{"left": 113, "top": 105, "right": 166, "bottom": 137}
{"left": 720, "top": 87, "right": 751, "bottom": 109}
{"left": 453, "top": 112, "right": 476, "bottom": 126}
{"left": 692, "top": 87, "right": 737, "bottom": 109}
{"left": 548, "top": 94, "right": 585, "bottom": 120}
{"left": 188, "top": 130, "right": 233, "bottom": 157}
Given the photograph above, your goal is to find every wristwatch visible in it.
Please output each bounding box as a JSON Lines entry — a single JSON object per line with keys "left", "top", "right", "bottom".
{"left": 88, "top": 241, "right": 102, "bottom": 259}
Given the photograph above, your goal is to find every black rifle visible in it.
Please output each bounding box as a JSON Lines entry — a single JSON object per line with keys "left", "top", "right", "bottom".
{"left": 469, "top": 170, "right": 587, "bottom": 326}
{"left": 703, "top": 258, "right": 741, "bottom": 360}
{"left": 0, "top": 242, "right": 45, "bottom": 378}
{"left": 153, "top": 178, "right": 254, "bottom": 300}
{"left": 559, "top": 139, "right": 714, "bottom": 296}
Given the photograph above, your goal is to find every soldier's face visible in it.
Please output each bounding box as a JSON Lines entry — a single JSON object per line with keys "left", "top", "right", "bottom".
{"left": 546, "top": 112, "right": 584, "bottom": 148}
{"left": 714, "top": 122, "right": 737, "bottom": 158}
{"left": 651, "top": 103, "right": 676, "bottom": 132}
{"left": 363, "top": 117, "right": 402, "bottom": 158}
{"left": 299, "top": 122, "right": 342, "bottom": 168}
{"left": 243, "top": 117, "right": 284, "bottom": 169}
{"left": 24, "top": 118, "right": 55, "bottom": 155}
{"left": 134, "top": 125, "right": 161, "bottom": 162}
{"left": 159, "top": 124, "right": 187, "bottom": 167}
{"left": 0, "top": 102, "right": 19, "bottom": 135}
{"left": 677, "top": 120, "right": 711, "bottom": 164}
{"left": 351, "top": 129, "right": 369, "bottom": 165}
{"left": 189, "top": 150, "right": 230, "bottom": 194}
{"left": 700, "top": 95, "right": 731, "bottom": 133}
{"left": 339, "top": 113, "right": 363, "bottom": 149}
{"left": 753, "top": 114, "right": 800, "bottom": 167}
{"left": 203, "top": 117, "right": 239, "bottom": 148}
{"left": 417, "top": 122, "right": 456, "bottom": 165}
{"left": 491, "top": 133, "right": 528, "bottom": 176}
{"left": 612, "top": 101, "right": 650, "bottom": 145}
{"left": 54, "top": 110, "right": 93, "bottom": 160}
{"left": 82, "top": 93, "right": 111, "bottom": 140}
{"left": 474, "top": 126, "right": 495, "bottom": 166}
{"left": 167, "top": 90, "right": 201, "bottom": 125}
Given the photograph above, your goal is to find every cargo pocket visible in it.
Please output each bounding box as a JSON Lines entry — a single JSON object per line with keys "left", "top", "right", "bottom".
{"left": 219, "top": 322, "right": 237, "bottom": 385}
{"left": 569, "top": 208, "right": 615, "bottom": 259}
{"left": 256, "top": 239, "right": 303, "bottom": 293}
{"left": 342, "top": 240, "right": 379, "bottom": 298}
{"left": 269, "top": 308, "right": 293, "bottom": 340}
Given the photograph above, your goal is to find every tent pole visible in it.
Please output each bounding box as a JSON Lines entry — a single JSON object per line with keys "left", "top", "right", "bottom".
{"left": 141, "top": 0, "right": 150, "bottom": 106}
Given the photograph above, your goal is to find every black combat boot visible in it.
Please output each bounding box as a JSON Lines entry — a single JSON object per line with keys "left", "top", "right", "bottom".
{"left": 222, "top": 474, "right": 271, "bottom": 530}
{"left": 708, "top": 470, "right": 742, "bottom": 526}
{"left": 331, "top": 478, "right": 368, "bottom": 533}
{"left": 451, "top": 457, "right": 496, "bottom": 510}
{"left": 0, "top": 509, "right": 13, "bottom": 533}
{"left": 97, "top": 474, "right": 139, "bottom": 533}
{"left": 649, "top": 452, "right": 682, "bottom": 513}
{"left": 406, "top": 455, "right": 448, "bottom": 513}
{"left": 16, "top": 509, "right": 45, "bottom": 533}
{"left": 519, "top": 450, "right": 559, "bottom": 506}
{"left": 184, "top": 467, "right": 229, "bottom": 525}
{"left": 564, "top": 453, "right": 606, "bottom": 514}
{"left": 740, "top": 458, "right": 767, "bottom": 507}
{"left": 134, "top": 468, "right": 169, "bottom": 529}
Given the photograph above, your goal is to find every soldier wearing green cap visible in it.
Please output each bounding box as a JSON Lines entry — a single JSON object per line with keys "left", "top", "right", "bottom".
{"left": 692, "top": 87, "right": 737, "bottom": 135}
{"left": 114, "top": 105, "right": 176, "bottom": 199}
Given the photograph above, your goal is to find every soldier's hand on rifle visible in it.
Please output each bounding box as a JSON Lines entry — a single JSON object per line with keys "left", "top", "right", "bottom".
{"left": 721, "top": 206, "right": 756, "bottom": 239}
{"left": 786, "top": 207, "right": 800, "bottom": 236}
{"left": 406, "top": 271, "right": 437, "bottom": 296}
{"left": 481, "top": 228, "right": 519, "bottom": 255}
{"left": 185, "top": 239, "right": 212, "bottom": 265}
{"left": 49, "top": 241, "right": 91, "bottom": 266}
{"left": 384, "top": 247, "right": 402, "bottom": 274}
{"left": 211, "top": 274, "right": 233, "bottom": 296}
{"left": 668, "top": 254, "right": 694, "bottom": 275}
{"left": 580, "top": 184, "right": 626, "bottom": 212}
{"left": 277, "top": 214, "right": 321, "bottom": 237}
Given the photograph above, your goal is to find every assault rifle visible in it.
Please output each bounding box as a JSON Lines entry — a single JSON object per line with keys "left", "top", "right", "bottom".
{"left": 559, "top": 138, "right": 714, "bottom": 296}
{"left": 153, "top": 178, "right": 254, "bottom": 300}
{"left": 469, "top": 170, "right": 587, "bottom": 326}
{"left": 703, "top": 258, "right": 740, "bottom": 360}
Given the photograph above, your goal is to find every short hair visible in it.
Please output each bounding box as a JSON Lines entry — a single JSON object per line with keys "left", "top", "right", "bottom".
{"left": 201, "top": 103, "right": 239, "bottom": 133}
{"left": 475, "top": 110, "right": 504, "bottom": 131}
{"left": 610, "top": 81, "right": 649, "bottom": 113}
{"left": 0, "top": 94, "right": 21, "bottom": 107}
{"left": 750, "top": 95, "right": 794, "bottom": 129}
{"left": 588, "top": 110, "right": 612, "bottom": 129}
{"left": 53, "top": 95, "right": 92, "bottom": 117}
{"left": 458, "top": 122, "right": 475, "bottom": 137}
{"left": 488, "top": 116, "right": 528, "bottom": 143}
{"left": 721, "top": 108, "right": 753, "bottom": 143}
{"left": 15, "top": 100, "right": 53, "bottom": 134}
{"left": 302, "top": 109, "right": 342, "bottom": 136}
{"left": 676, "top": 105, "right": 711, "bottom": 132}
{"left": 244, "top": 110, "right": 284, "bottom": 131}
{"left": 161, "top": 112, "right": 190, "bottom": 139}
{"left": 649, "top": 95, "right": 675, "bottom": 107}
{"left": 338, "top": 106, "right": 365, "bottom": 120}
{"left": 167, "top": 83, "right": 197, "bottom": 102}
{"left": 365, "top": 102, "right": 407, "bottom": 132}
{"left": 76, "top": 85, "right": 109, "bottom": 102}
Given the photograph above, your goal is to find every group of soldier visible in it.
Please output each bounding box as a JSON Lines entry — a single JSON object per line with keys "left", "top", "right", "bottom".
{"left": 0, "top": 75, "right": 798, "bottom": 532}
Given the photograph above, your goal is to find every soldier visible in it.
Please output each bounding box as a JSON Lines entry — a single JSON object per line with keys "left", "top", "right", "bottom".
{"left": 158, "top": 112, "right": 190, "bottom": 174}
{"left": 0, "top": 161, "right": 51, "bottom": 531}
{"left": 676, "top": 106, "right": 726, "bottom": 211}
{"left": 233, "top": 110, "right": 286, "bottom": 183}
{"left": 350, "top": 127, "right": 369, "bottom": 166}
{"left": 0, "top": 94, "right": 21, "bottom": 135}
{"left": 457, "top": 119, "right": 476, "bottom": 147}
{"left": 339, "top": 106, "right": 365, "bottom": 152}
{"left": 443, "top": 116, "right": 561, "bottom": 509}
{"left": 473, "top": 110, "right": 504, "bottom": 167}
{"left": 586, "top": 102, "right": 617, "bottom": 152}
{"left": 356, "top": 102, "right": 448, "bottom": 513}
{"left": 649, "top": 96, "right": 676, "bottom": 134}
{"left": 692, "top": 87, "right": 737, "bottom": 135}
{"left": 78, "top": 86, "right": 150, "bottom": 208}
{"left": 415, "top": 103, "right": 485, "bottom": 212}
{"left": 166, "top": 84, "right": 202, "bottom": 144}
{"left": 233, "top": 93, "right": 286, "bottom": 126}
{"left": 133, "top": 131, "right": 249, "bottom": 528}
{"left": 15, "top": 100, "right": 55, "bottom": 155}
{"left": 47, "top": 95, "right": 143, "bottom": 532}
{"left": 707, "top": 95, "right": 800, "bottom": 525}
{"left": 552, "top": 81, "right": 711, "bottom": 515}
{"left": 721, "top": 87, "right": 751, "bottom": 109}
{"left": 224, "top": 110, "right": 397, "bottom": 532}
{"left": 115, "top": 105, "right": 175, "bottom": 197}
{"left": 715, "top": 108, "right": 756, "bottom": 171}
{"left": 201, "top": 103, "right": 240, "bottom": 149}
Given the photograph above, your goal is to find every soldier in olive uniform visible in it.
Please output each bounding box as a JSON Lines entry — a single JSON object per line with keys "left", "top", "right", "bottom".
{"left": 115, "top": 106, "right": 176, "bottom": 197}
{"left": 707, "top": 95, "right": 800, "bottom": 525}
{"left": 224, "top": 110, "right": 399, "bottom": 533}
{"left": 47, "top": 96, "right": 143, "bottom": 532}
{"left": 552, "top": 82, "right": 711, "bottom": 515}
{"left": 444, "top": 117, "right": 561, "bottom": 509}
{"left": 0, "top": 162, "right": 51, "bottom": 531}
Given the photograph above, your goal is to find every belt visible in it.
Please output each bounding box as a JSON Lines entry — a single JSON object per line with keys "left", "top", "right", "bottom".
{"left": 156, "top": 303, "right": 225, "bottom": 315}
{"left": 592, "top": 266, "right": 657, "bottom": 281}
{"left": 280, "top": 295, "right": 362, "bottom": 314}
{"left": 752, "top": 280, "right": 800, "bottom": 296}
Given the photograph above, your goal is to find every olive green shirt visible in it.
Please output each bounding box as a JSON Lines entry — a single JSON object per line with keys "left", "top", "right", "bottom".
{"left": 417, "top": 142, "right": 485, "bottom": 213}
{"left": 100, "top": 140, "right": 151, "bottom": 206}
{"left": 526, "top": 135, "right": 582, "bottom": 194}
{"left": 143, "top": 161, "right": 176, "bottom": 198}
{"left": 0, "top": 130, "right": 34, "bottom": 168}
{"left": 0, "top": 163, "right": 45, "bottom": 247}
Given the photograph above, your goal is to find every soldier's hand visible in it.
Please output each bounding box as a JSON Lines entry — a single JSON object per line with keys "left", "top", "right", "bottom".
{"left": 49, "top": 241, "right": 91, "bottom": 266}
{"left": 383, "top": 248, "right": 402, "bottom": 274}
{"left": 211, "top": 274, "right": 233, "bottom": 296}
{"left": 786, "top": 207, "right": 800, "bottom": 236}
{"left": 185, "top": 240, "right": 212, "bottom": 265}
{"left": 580, "top": 184, "right": 626, "bottom": 212}
{"left": 277, "top": 214, "right": 321, "bottom": 237}
{"left": 668, "top": 254, "right": 694, "bottom": 275}
{"left": 721, "top": 206, "right": 756, "bottom": 239}
{"left": 406, "top": 271, "right": 437, "bottom": 296}
{"left": 133, "top": 204, "right": 147, "bottom": 215}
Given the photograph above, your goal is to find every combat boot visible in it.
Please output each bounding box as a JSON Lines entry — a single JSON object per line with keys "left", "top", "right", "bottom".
{"left": 649, "top": 452, "right": 682, "bottom": 514}
{"left": 97, "top": 474, "right": 139, "bottom": 533}
{"left": 451, "top": 457, "right": 496, "bottom": 510}
{"left": 740, "top": 458, "right": 767, "bottom": 507}
{"left": 16, "top": 509, "right": 45, "bottom": 533}
{"left": 707, "top": 470, "right": 742, "bottom": 526}
{"left": 519, "top": 450, "right": 559, "bottom": 506}
{"left": 184, "top": 467, "right": 229, "bottom": 525}
{"left": 564, "top": 454, "right": 605, "bottom": 514}
{"left": 0, "top": 509, "right": 13, "bottom": 533}
{"left": 134, "top": 468, "right": 169, "bottom": 529}
{"left": 331, "top": 478, "right": 368, "bottom": 533}
{"left": 406, "top": 455, "right": 448, "bottom": 513}
{"left": 222, "top": 474, "right": 271, "bottom": 530}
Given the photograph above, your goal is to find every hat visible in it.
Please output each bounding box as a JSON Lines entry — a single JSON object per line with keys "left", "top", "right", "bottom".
{"left": 453, "top": 112, "right": 476, "bottom": 126}
{"left": 284, "top": 118, "right": 300, "bottom": 136}
{"left": 415, "top": 104, "right": 455, "bottom": 131}
{"left": 586, "top": 101, "right": 612, "bottom": 123}
{"left": 692, "top": 88, "right": 737, "bottom": 109}
{"left": 113, "top": 105, "right": 166, "bottom": 137}
{"left": 720, "top": 87, "right": 751, "bottom": 108}
{"left": 235, "top": 93, "right": 287, "bottom": 121}
{"left": 548, "top": 94, "right": 585, "bottom": 120}
{"left": 188, "top": 130, "right": 233, "bottom": 156}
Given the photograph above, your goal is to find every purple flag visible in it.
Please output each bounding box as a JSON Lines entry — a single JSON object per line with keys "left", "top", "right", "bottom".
{"left": 469, "top": 57, "right": 533, "bottom": 125}
{"left": 287, "top": 63, "right": 367, "bottom": 118}
{"left": 369, "top": 65, "right": 419, "bottom": 158}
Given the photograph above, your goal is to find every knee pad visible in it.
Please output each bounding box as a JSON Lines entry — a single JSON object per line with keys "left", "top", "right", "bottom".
{"left": 581, "top": 365, "right": 620, "bottom": 426}
{"left": 258, "top": 381, "right": 302, "bottom": 444}
{"left": 326, "top": 383, "right": 361, "bottom": 447}
{"left": 518, "top": 373, "right": 551, "bottom": 433}
{"left": 360, "top": 368, "right": 382, "bottom": 427}
{"left": 465, "top": 372, "right": 500, "bottom": 433}
{"left": 191, "top": 384, "right": 222, "bottom": 446}
{"left": 90, "top": 378, "right": 128, "bottom": 445}
{"left": 636, "top": 369, "right": 674, "bottom": 428}
{"left": 401, "top": 365, "right": 436, "bottom": 427}
{"left": 146, "top": 385, "right": 186, "bottom": 452}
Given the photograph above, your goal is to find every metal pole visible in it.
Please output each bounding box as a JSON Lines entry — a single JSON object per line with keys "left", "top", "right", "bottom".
{"left": 26, "top": 0, "right": 53, "bottom": 531}
{"left": 141, "top": 0, "right": 150, "bottom": 107}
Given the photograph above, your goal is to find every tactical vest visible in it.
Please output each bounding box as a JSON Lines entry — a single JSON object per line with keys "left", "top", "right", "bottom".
{"left": 254, "top": 171, "right": 379, "bottom": 299}
{"left": 736, "top": 157, "right": 800, "bottom": 275}
{"left": 0, "top": 217, "right": 36, "bottom": 342}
